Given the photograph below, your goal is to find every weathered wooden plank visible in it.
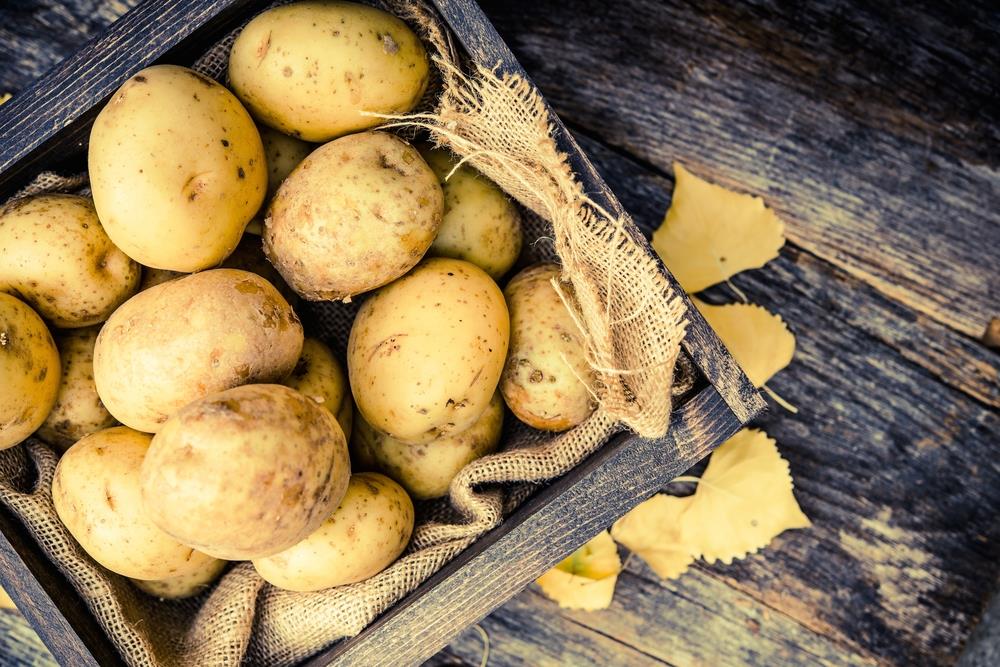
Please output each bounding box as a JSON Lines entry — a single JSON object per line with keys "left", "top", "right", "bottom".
{"left": 479, "top": 0, "right": 1000, "bottom": 340}
{"left": 435, "top": 565, "right": 875, "bottom": 667}
{"left": 0, "top": 610, "right": 56, "bottom": 667}
{"left": 572, "top": 132, "right": 1000, "bottom": 409}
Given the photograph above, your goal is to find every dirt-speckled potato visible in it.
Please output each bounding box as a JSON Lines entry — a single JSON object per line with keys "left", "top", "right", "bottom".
{"left": 260, "top": 126, "right": 312, "bottom": 199}
{"left": 265, "top": 131, "right": 443, "bottom": 300}
{"left": 52, "top": 427, "right": 219, "bottom": 580}
{"left": 89, "top": 65, "right": 266, "bottom": 272}
{"left": 419, "top": 147, "right": 523, "bottom": 279}
{"left": 220, "top": 234, "right": 298, "bottom": 304}
{"left": 352, "top": 391, "right": 503, "bottom": 500}
{"left": 283, "top": 338, "right": 353, "bottom": 441}
{"left": 501, "top": 264, "right": 597, "bottom": 431}
{"left": 0, "top": 294, "right": 60, "bottom": 450}
{"left": 139, "top": 267, "right": 184, "bottom": 291}
{"left": 253, "top": 472, "right": 413, "bottom": 591}
{"left": 0, "top": 195, "right": 140, "bottom": 327}
{"left": 141, "top": 384, "right": 350, "bottom": 560}
{"left": 94, "top": 269, "right": 303, "bottom": 433}
{"left": 228, "top": 2, "right": 429, "bottom": 142}
{"left": 131, "top": 558, "right": 228, "bottom": 600}
{"left": 37, "top": 327, "right": 117, "bottom": 452}
{"left": 348, "top": 257, "right": 508, "bottom": 444}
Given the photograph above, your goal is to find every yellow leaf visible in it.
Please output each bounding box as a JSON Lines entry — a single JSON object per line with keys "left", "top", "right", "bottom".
{"left": 0, "top": 93, "right": 10, "bottom": 106}
{"left": 611, "top": 494, "right": 695, "bottom": 579}
{"left": 682, "top": 428, "right": 810, "bottom": 564}
{"left": 652, "top": 163, "right": 785, "bottom": 293}
{"left": 692, "top": 298, "right": 795, "bottom": 387}
{"left": 536, "top": 531, "right": 621, "bottom": 610}
{"left": 0, "top": 585, "right": 15, "bottom": 610}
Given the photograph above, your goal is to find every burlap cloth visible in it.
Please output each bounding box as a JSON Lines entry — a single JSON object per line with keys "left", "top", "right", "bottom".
{"left": 0, "top": 2, "right": 688, "bottom": 665}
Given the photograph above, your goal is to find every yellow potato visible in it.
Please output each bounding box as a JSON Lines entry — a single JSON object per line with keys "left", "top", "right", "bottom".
{"left": 138, "top": 267, "right": 183, "bottom": 291}
{"left": 352, "top": 391, "right": 503, "bottom": 500}
{"left": 228, "top": 2, "right": 429, "bottom": 142}
{"left": 264, "top": 131, "right": 443, "bottom": 300}
{"left": 52, "top": 427, "right": 219, "bottom": 580}
{"left": 37, "top": 326, "right": 117, "bottom": 452}
{"left": 260, "top": 126, "right": 312, "bottom": 199}
{"left": 348, "top": 257, "right": 508, "bottom": 444}
{"left": 131, "top": 558, "right": 228, "bottom": 600}
{"left": 0, "top": 195, "right": 140, "bottom": 327}
{"left": 253, "top": 472, "right": 413, "bottom": 591}
{"left": 0, "top": 293, "right": 60, "bottom": 450}
{"left": 89, "top": 65, "right": 266, "bottom": 272}
{"left": 420, "top": 147, "right": 523, "bottom": 279}
{"left": 220, "top": 234, "right": 298, "bottom": 305}
{"left": 94, "top": 269, "right": 303, "bottom": 433}
{"left": 283, "top": 338, "right": 353, "bottom": 441}
{"left": 501, "top": 264, "right": 597, "bottom": 431}
{"left": 141, "top": 384, "right": 350, "bottom": 560}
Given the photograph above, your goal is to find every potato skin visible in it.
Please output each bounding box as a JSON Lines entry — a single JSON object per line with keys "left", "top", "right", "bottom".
{"left": 0, "top": 294, "right": 60, "bottom": 450}
{"left": 141, "top": 384, "right": 350, "bottom": 560}
{"left": 253, "top": 472, "right": 413, "bottom": 591}
{"left": 352, "top": 391, "right": 503, "bottom": 500}
{"left": 94, "top": 269, "right": 303, "bottom": 433}
{"left": 228, "top": 2, "right": 429, "bottom": 142}
{"left": 131, "top": 558, "right": 227, "bottom": 600}
{"left": 37, "top": 326, "right": 117, "bottom": 452}
{"left": 283, "top": 338, "right": 353, "bottom": 441}
{"left": 501, "top": 264, "right": 597, "bottom": 431}
{"left": 0, "top": 195, "right": 139, "bottom": 327}
{"left": 260, "top": 126, "right": 312, "bottom": 199}
{"left": 88, "top": 65, "right": 266, "bottom": 272}
{"left": 264, "top": 131, "right": 443, "bottom": 300}
{"left": 348, "top": 257, "right": 508, "bottom": 444}
{"left": 52, "top": 427, "right": 218, "bottom": 580}
{"left": 420, "top": 147, "right": 523, "bottom": 279}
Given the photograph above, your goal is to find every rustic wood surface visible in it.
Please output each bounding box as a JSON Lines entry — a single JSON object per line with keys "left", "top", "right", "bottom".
{"left": 1, "top": 1, "right": 999, "bottom": 666}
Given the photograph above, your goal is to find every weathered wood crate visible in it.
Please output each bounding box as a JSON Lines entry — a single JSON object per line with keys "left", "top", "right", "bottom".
{"left": 0, "top": 0, "right": 765, "bottom": 664}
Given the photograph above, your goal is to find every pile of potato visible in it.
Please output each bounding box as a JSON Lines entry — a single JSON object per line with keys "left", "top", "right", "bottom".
{"left": 0, "top": 1, "right": 596, "bottom": 600}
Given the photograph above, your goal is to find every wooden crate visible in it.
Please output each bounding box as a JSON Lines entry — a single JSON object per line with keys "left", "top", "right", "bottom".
{"left": 0, "top": 0, "right": 765, "bottom": 665}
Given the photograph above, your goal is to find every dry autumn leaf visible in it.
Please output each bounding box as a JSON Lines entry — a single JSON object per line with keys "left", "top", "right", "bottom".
{"left": 611, "top": 494, "right": 695, "bottom": 580}
{"left": 691, "top": 298, "right": 795, "bottom": 388}
{"left": 682, "top": 428, "right": 810, "bottom": 565}
{"left": 652, "top": 163, "right": 785, "bottom": 293}
{"left": 536, "top": 531, "right": 621, "bottom": 610}
{"left": 0, "top": 585, "right": 15, "bottom": 610}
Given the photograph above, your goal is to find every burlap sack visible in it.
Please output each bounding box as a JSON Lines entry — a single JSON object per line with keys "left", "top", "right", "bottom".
{"left": 0, "top": 2, "right": 688, "bottom": 665}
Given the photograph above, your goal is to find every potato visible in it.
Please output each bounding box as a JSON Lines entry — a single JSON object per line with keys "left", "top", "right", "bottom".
{"left": 52, "top": 427, "right": 219, "bottom": 580}
{"left": 94, "top": 269, "right": 303, "bottom": 433}
{"left": 220, "top": 234, "right": 298, "bottom": 304}
{"left": 420, "top": 147, "right": 523, "bottom": 279}
{"left": 348, "top": 257, "right": 508, "bottom": 444}
{"left": 228, "top": 2, "right": 429, "bottom": 142}
{"left": 264, "top": 131, "right": 443, "bottom": 300}
{"left": 0, "top": 195, "right": 140, "bottom": 327}
{"left": 0, "top": 293, "right": 60, "bottom": 450}
{"left": 139, "top": 267, "right": 183, "bottom": 291}
{"left": 501, "top": 264, "right": 597, "bottom": 431}
{"left": 283, "top": 338, "right": 353, "bottom": 441}
{"left": 260, "top": 126, "right": 312, "bottom": 199}
{"left": 131, "top": 558, "right": 227, "bottom": 600}
{"left": 253, "top": 472, "right": 413, "bottom": 591}
{"left": 352, "top": 391, "right": 503, "bottom": 500}
{"left": 88, "top": 65, "right": 266, "bottom": 272}
{"left": 37, "top": 326, "right": 117, "bottom": 452}
{"left": 141, "top": 384, "right": 350, "bottom": 560}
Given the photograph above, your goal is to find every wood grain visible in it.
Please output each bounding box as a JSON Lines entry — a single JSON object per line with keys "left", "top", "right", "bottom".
{"left": 478, "top": 0, "right": 1000, "bottom": 340}
{"left": 0, "top": 610, "right": 56, "bottom": 667}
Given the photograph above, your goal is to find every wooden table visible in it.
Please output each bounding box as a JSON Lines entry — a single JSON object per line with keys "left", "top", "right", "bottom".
{"left": 2, "top": 1, "right": 998, "bottom": 665}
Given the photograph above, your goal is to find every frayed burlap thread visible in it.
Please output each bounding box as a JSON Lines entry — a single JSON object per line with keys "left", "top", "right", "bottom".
{"left": 0, "top": 2, "right": 687, "bottom": 665}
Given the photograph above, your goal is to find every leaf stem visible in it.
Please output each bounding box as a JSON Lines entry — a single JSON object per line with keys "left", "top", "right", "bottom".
{"left": 763, "top": 384, "right": 799, "bottom": 413}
